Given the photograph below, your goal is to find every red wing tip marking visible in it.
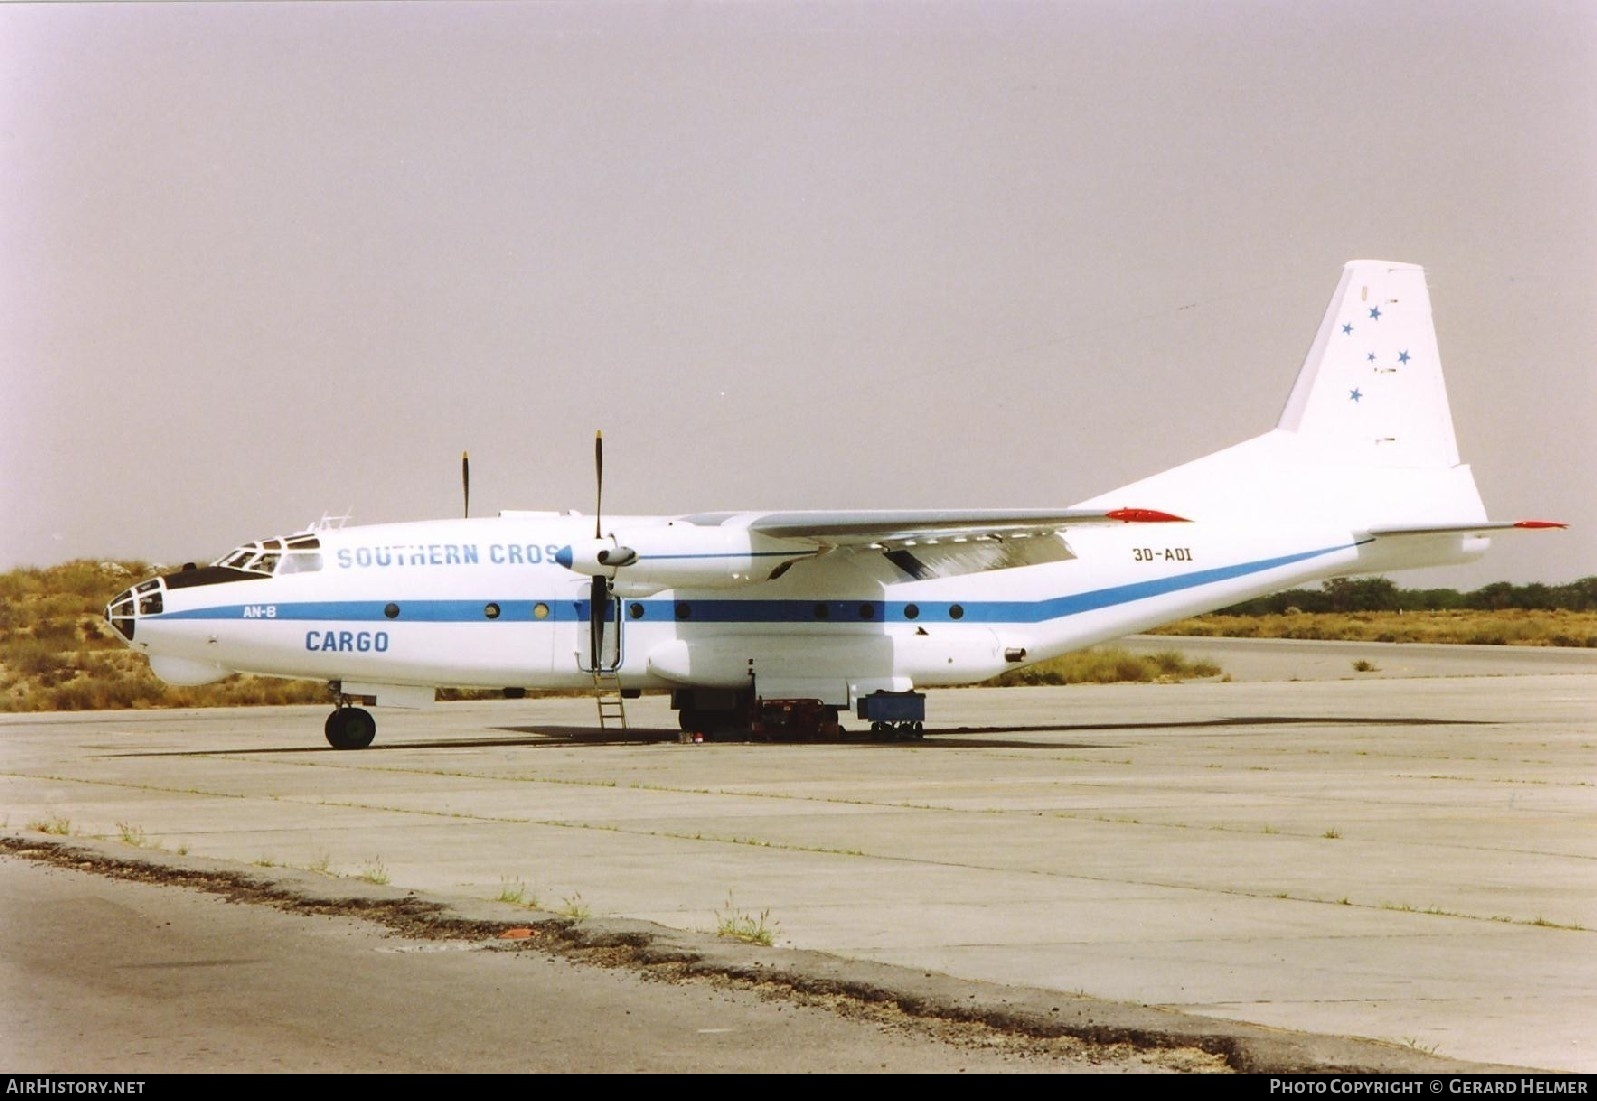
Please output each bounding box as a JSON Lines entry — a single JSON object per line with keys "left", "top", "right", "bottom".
{"left": 1106, "top": 508, "right": 1191, "bottom": 524}
{"left": 1513, "top": 520, "right": 1568, "bottom": 530}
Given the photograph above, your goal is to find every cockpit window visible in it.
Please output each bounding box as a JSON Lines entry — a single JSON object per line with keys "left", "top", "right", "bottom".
{"left": 277, "top": 552, "right": 322, "bottom": 575}
{"left": 213, "top": 532, "right": 323, "bottom": 576}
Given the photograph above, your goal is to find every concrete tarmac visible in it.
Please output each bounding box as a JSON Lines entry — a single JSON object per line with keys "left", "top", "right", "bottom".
{"left": 3, "top": 642, "right": 1594, "bottom": 1071}
{"left": 6, "top": 855, "right": 1164, "bottom": 1073}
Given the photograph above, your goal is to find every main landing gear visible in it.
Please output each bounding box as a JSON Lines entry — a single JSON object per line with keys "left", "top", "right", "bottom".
{"left": 674, "top": 690, "right": 846, "bottom": 742}
{"left": 748, "top": 699, "right": 844, "bottom": 742}
{"left": 325, "top": 704, "right": 376, "bottom": 750}
{"left": 672, "top": 688, "right": 931, "bottom": 743}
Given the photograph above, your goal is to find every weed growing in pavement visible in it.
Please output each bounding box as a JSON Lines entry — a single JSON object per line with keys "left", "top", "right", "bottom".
{"left": 715, "top": 892, "right": 778, "bottom": 946}
{"left": 496, "top": 879, "right": 540, "bottom": 908}
{"left": 115, "top": 821, "right": 158, "bottom": 849}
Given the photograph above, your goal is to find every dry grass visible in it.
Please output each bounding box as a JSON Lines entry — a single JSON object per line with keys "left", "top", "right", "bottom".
{"left": 987, "top": 647, "right": 1221, "bottom": 687}
{"left": 1150, "top": 609, "right": 1597, "bottom": 648}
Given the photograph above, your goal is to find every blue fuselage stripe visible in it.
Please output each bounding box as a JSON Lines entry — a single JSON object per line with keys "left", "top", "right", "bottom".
{"left": 162, "top": 600, "right": 586, "bottom": 623}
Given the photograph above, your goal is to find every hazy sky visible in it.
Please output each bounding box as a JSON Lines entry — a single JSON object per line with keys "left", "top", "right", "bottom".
{"left": 4, "top": 1, "right": 1592, "bottom": 587}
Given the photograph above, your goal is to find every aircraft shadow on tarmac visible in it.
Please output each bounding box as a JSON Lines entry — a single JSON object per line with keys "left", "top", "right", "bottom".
{"left": 123, "top": 727, "right": 1093, "bottom": 754}
{"left": 487, "top": 726, "right": 1111, "bottom": 750}
{"left": 118, "top": 731, "right": 678, "bottom": 757}
{"left": 946, "top": 714, "right": 1492, "bottom": 735}
{"left": 119, "top": 714, "right": 1491, "bottom": 757}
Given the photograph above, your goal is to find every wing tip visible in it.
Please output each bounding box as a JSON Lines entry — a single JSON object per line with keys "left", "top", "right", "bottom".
{"left": 1106, "top": 508, "right": 1191, "bottom": 524}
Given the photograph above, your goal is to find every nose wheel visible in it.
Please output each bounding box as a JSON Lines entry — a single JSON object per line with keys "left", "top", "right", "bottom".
{"left": 324, "top": 706, "right": 377, "bottom": 750}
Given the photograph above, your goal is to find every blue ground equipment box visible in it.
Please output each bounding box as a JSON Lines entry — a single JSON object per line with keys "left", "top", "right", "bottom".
{"left": 856, "top": 691, "right": 926, "bottom": 723}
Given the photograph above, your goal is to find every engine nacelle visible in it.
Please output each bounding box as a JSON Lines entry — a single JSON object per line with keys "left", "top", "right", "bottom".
{"left": 554, "top": 522, "right": 817, "bottom": 593}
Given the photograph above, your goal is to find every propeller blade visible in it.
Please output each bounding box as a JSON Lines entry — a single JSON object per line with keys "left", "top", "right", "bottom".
{"left": 461, "top": 451, "right": 470, "bottom": 520}
{"left": 594, "top": 430, "right": 603, "bottom": 539}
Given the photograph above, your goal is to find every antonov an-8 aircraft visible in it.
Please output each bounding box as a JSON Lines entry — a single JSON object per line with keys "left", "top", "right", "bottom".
{"left": 106, "top": 262, "right": 1561, "bottom": 747}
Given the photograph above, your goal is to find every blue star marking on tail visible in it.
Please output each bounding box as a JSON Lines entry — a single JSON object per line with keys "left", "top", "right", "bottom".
{"left": 1349, "top": 388, "right": 1363, "bottom": 402}
{"left": 1398, "top": 349, "right": 1410, "bottom": 364}
{"left": 1368, "top": 306, "right": 1382, "bottom": 321}
{"left": 1342, "top": 323, "right": 1354, "bottom": 335}
{"left": 1367, "top": 352, "right": 1376, "bottom": 362}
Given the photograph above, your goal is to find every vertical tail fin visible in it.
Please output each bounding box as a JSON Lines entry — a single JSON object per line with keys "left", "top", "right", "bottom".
{"left": 1080, "top": 261, "right": 1487, "bottom": 528}
{"left": 1277, "top": 260, "right": 1460, "bottom": 468}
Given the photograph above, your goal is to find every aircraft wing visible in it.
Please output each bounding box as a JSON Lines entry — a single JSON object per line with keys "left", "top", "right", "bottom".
{"left": 682, "top": 507, "right": 1187, "bottom": 548}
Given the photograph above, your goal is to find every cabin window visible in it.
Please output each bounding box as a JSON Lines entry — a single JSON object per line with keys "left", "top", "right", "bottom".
{"left": 949, "top": 604, "right": 965, "bottom": 620}
{"left": 384, "top": 603, "right": 400, "bottom": 619}
{"left": 484, "top": 603, "right": 501, "bottom": 620}
{"left": 903, "top": 604, "right": 920, "bottom": 620}
{"left": 532, "top": 602, "right": 550, "bottom": 620}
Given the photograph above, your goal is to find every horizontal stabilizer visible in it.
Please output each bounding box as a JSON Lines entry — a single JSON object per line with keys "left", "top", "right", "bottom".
{"left": 1367, "top": 520, "right": 1567, "bottom": 537}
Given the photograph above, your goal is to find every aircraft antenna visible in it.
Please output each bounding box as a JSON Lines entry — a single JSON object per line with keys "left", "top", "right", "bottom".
{"left": 461, "top": 451, "right": 470, "bottom": 519}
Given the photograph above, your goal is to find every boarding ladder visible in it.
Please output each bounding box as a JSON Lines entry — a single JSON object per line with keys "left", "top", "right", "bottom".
{"left": 592, "top": 669, "right": 628, "bottom": 733}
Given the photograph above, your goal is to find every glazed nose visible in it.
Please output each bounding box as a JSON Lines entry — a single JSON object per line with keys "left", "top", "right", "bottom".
{"left": 105, "top": 579, "right": 164, "bottom": 642}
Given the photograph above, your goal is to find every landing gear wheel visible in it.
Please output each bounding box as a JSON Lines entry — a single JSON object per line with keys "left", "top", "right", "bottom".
{"left": 325, "top": 707, "right": 377, "bottom": 750}
{"left": 678, "top": 695, "right": 756, "bottom": 741}
{"left": 678, "top": 709, "right": 731, "bottom": 740}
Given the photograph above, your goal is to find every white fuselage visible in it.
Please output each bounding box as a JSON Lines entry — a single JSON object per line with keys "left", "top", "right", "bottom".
{"left": 119, "top": 511, "right": 1484, "bottom": 708}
